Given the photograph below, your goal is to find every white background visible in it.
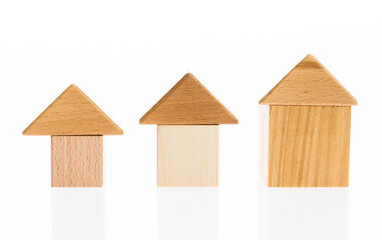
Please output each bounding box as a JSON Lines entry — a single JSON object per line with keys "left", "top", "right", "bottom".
{"left": 0, "top": 0, "right": 381, "bottom": 239}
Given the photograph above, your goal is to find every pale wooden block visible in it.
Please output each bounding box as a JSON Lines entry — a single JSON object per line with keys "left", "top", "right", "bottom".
{"left": 51, "top": 136, "right": 103, "bottom": 187}
{"left": 268, "top": 106, "right": 351, "bottom": 187}
{"left": 259, "top": 105, "right": 269, "bottom": 183}
{"left": 157, "top": 125, "right": 219, "bottom": 187}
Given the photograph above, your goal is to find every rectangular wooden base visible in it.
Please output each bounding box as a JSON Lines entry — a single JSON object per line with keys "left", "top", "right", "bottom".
{"left": 266, "top": 106, "right": 351, "bottom": 187}
{"left": 157, "top": 125, "right": 219, "bottom": 187}
{"left": 51, "top": 136, "right": 103, "bottom": 187}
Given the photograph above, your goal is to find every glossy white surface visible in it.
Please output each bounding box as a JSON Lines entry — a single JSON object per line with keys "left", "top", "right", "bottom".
{"left": 158, "top": 188, "right": 218, "bottom": 240}
{"left": 46, "top": 185, "right": 352, "bottom": 240}
{"left": 258, "top": 183, "right": 348, "bottom": 240}
{"left": 52, "top": 189, "right": 105, "bottom": 240}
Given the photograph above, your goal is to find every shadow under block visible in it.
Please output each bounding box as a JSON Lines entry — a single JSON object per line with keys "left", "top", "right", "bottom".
{"left": 157, "top": 125, "right": 219, "bottom": 187}
{"left": 265, "top": 105, "right": 351, "bottom": 187}
{"left": 51, "top": 136, "right": 103, "bottom": 187}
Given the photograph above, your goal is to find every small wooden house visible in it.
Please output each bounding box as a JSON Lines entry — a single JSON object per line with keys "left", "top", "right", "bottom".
{"left": 259, "top": 54, "right": 357, "bottom": 187}
{"left": 140, "top": 73, "right": 238, "bottom": 187}
{"left": 23, "top": 84, "right": 123, "bottom": 187}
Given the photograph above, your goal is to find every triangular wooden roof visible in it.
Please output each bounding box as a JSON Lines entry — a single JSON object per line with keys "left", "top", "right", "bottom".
{"left": 140, "top": 73, "right": 238, "bottom": 124}
{"left": 259, "top": 54, "right": 357, "bottom": 106}
{"left": 23, "top": 84, "right": 123, "bottom": 135}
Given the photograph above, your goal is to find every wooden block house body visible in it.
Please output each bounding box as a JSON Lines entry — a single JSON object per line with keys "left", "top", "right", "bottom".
{"left": 140, "top": 73, "right": 238, "bottom": 187}
{"left": 259, "top": 55, "right": 357, "bottom": 187}
{"left": 23, "top": 85, "right": 123, "bottom": 187}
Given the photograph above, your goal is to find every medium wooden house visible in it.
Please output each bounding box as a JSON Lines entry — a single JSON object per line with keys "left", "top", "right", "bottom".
{"left": 259, "top": 54, "right": 357, "bottom": 187}
{"left": 140, "top": 73, "right": 238, "bottom": 187}
{"left": 23, "top": 84, "right": 123, "bottom": 187}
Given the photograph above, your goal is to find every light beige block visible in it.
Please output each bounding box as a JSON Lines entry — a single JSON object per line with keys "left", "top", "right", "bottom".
{"left": 259, "top": 105, "right": 269, "bottom": 182}
{"left": 51, "top": 136, "right": 103, "bottom": 187}
{"left": 157, "top": 125, "right": 219, "bottom": 187}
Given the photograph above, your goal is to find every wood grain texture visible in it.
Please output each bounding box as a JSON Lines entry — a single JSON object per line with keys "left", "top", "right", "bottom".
{"left": 23, "top": 84, "right": 123, "bottom": 135}
{"left": 157, "top": 125, "right": 219, "bottom": 187}
{"left": 268, "top": 106, "right": 351, "bottom": 187}
{"left": 51, "top": 136, "right": 103, "bottom": 187}
{"left": 140, "top": 73, "right": 238, "bottom": 124}
{"left": 259, "top": 54, "right": 357, "bottom": 106}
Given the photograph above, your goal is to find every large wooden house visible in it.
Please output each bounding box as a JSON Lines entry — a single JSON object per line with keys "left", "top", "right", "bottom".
{"left": 259, "top": 54, "right": 357, "bottom": 187}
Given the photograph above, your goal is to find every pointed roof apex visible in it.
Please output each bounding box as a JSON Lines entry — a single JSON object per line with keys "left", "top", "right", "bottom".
{"left": 23, "top": 84, "right": 123, "bottom": 135}
{"left": 259, "top": 54, "right": 357, "bottom": 106}
{"left": 304, "top": 53, "right": 316, "bottom": 60}
{"left": 140, "top": 73, "right": 238, "bottom": 124}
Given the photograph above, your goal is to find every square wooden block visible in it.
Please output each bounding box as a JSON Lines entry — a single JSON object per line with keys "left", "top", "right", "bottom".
{"left": 51, "top": 136, "right": 103, "bottom": 187}
{"left": 157, "top": 125, "right": 219, "bottom": 187}
{"left": 261, "top": 105, "right": 351, "bottom": 187}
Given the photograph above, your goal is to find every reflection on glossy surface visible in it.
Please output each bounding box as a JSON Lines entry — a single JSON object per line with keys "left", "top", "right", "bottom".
{"left": 157, "top": 188, "right": 219, "bottom": 240}
{"left": 258, "top": 180, "right": 348, "bottom": 240}
{"left": 52, "top": 188, "right": 105, "bottom": 240}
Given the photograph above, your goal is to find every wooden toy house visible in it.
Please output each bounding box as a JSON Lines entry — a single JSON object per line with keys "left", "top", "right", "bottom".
{"left": 259, "top": 54, "right": 357, "bottom": 187}
{"left": 23, "top": 84, "right": 123, "bottom": 187}
{"left": 140, "top": 73, "right": 238, "bottom": 187}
